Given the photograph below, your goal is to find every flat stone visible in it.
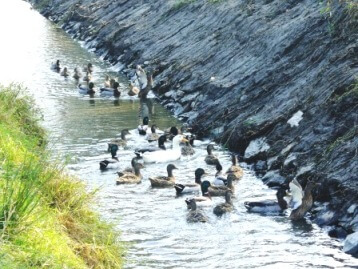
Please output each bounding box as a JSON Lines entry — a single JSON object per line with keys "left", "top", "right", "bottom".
{"left": 343, "top": 232, "right": 358, "bottom": 255}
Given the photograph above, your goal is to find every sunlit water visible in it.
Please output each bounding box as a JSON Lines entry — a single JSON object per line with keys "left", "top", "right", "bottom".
{"left": 0, "top": 1, "right": 357, "bottom": 268}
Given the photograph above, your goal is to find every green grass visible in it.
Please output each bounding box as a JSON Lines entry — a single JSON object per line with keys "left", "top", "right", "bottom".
{"left": 0, "top": 84, "right": 124, "bottom": 268}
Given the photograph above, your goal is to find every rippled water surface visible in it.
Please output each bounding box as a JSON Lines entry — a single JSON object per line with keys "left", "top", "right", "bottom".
{"left": 0, "top": 1, "right": 357, "bottom": 268}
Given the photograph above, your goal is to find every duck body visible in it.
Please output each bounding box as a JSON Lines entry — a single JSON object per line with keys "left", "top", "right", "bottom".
{"left": 174, "top": 168, "right": 205, "bottom": 195}
{"left": 51, "top": 60, "right": 61, "bottom": 72}
{"left": 226, "top": 154, "right": 244, "bottom": 180}
{"left": 204, "top": 145, "right": 219, "bottom": 165}
{"left": 146, "top": 125, "right": 159, "bottom": 142}
{"left": 142, "top": 135, "right": 187, "bottom": 163}
{"left": 149, "top": 164, "right": 177, "bottom": 188}
{"left": 208, "top": 177, "right": 234, "bottom": 197}
{"left": 181, "top": 142, "right": 195, "bottom": 156}
{"left": 116, "top": 163, "right": 144, "bottom": 185}
{"left": 135, "top": 135, "right": 167, "bottom": 154}
{"left": 83, "top": 72, "right": 92, "bottom": 82}
{"left": 211, "top": 163, "right": 227, "bottom": 186}
{"left": 138, "top": 117, "right": 149, "bottom": 135}
{"left": 99, "top": 159, "right": 119, "bottom": 170}
{"left": 244, "top": 188, "right": 288, "bottom": 214}
{"left": 289, "top": 181, "right": 318, "bottom": 220}
{"left": 73, "top": 68, "right": 82, "bottom": 80}
{"left": 136, "top": 65, "right": 148, "bottom": 90}
{"left": 108, "top": 129, "right": 130, "bottom": 149}
{"left": 128, "top": 83, "right": 140, "bottom": 96}
{"left": 78, "top": 83, "right": 95, "bottom": 95}
{"left": 60, "top": 67, "right": 69, "bottom": 77}
{"left": 100, "top": 82, "right": 120, "bottom": 97}
{"left": 185, "top": 181, "right": 213, "bottom": 207}
{"left": 186, "top": 199, "right": 208, "bottom": 223}
{"left": 213, "top": 191, "right": 234, "bottom": 216}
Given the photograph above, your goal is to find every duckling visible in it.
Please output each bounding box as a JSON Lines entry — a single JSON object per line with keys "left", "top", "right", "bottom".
{"left": 185, "top": 180, "right": 212, "bottom": 207}
{"left": 186, "top": 199, "right": 208, "bottom": 223}
{"left": 213, "top": 191, "right": 234, "bottom": 216}
{"left": 78, "top": 82, "right": 95, "bottom": 95}
{"left": 204, "top": 144, "right": 219, "bottom": 165}
{"left": 60, "top": 67, "right": 69, "bottom": 77}
{"left": 128, "top": 83, "right": 140, "bottom": 96}
{"left": 208, "top": 176, "right": 234, "bottom": 197}
{"left": 51, "top": 59, "right": 61, "bottom": 72}
{"left": 83, "top": 63, "right": 93, "bottom": 73}
{"left": 181, "top": 135, "right": 195, "bottom": 156}
{"left": 99, "top": 158, "right": 119, "bottom": 170}
{"left": 104, "top": 75, "right": 111, "bottom": 88}
{"left": 100, "top": 82, "right": 121, "bottom": 97}
{"left": 212, "top": 163, "right": 227, "bottom": 186}
{"left": 174, "top": 168, "right": 206, "bottom": 195}
{"left": 108, "top": 129, "right": 130, "bottom": 149}
{"left": 289, "top": 180, "right": 319, "bottom": 220}
{"left": 244, "top": 188, "right": 288, "bottom": 214}
{"left": 83, "top": 71, "right": 92, "bottom": 82}
{"left": 135, "top": 134, "right": 167, "bottom": 154}
{"left": 146, "top": 125, "right": 159, "bottom": 142}
{"left": 116, "top": 162, "right": 144, "bottom": 185}
{"left": 226, "top": 154, "right": 244, "bottom": 181}
{"left": 149, "top": 164, "right": 177, "bottom": 188}
{"left": 73, "top": 68, "right": 82, "bottom": 80}
{"left": 138, "top": 117, "right": 149, "bottom": 135}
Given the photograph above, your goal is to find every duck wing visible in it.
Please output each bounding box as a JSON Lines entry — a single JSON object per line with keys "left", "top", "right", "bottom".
{"left": 289, "top": 179, "right": 303, "bottom": 209}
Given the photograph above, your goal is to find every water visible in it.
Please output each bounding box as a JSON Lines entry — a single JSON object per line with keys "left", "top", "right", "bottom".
{"left": 0, "top": 1, "right": 357, "bottom": 268}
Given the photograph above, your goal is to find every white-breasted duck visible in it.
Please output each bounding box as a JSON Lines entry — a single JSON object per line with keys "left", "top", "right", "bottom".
{"left": 244, "top": 188, "right": 288, "bottom": 214}
{"left": 174, "top": 168, "right": 206, "bottom": 195}
{"left": 185, "top": 180, "right": 213, "bottom": 207}
{"left": 212, "top": 162, "right": 228, "bottom": 186}
{"left": 138, "top": 116, "right": 149, "bottom": 135}
{"left": 78, "top": 82, "right": 95, "bottom": 95}
{"left": 100, "top": 81, "right": 121, "bottom": 97}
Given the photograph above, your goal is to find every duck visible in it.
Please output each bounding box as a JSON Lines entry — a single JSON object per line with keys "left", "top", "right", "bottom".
{"left": 288, "top": 180, "right": 319, "bottom": 220}
{"left": 60, "top": 67, "right": 69, "bottom": 77}
{"left": 100, "top": 82, "right": 121, "bottom": 97}
{"left": 186, "top": 199, "right": 208, "bottom": 223}
{"left": 174, "top": 168, "right": 206, "bottom": 195}
{"left": 128, "top": 83, "right": 140, "bottom": 96}
{"left": 116, "top": 162, "right": 144, "bottom": 185}
{"left": 204, "top": 144, "right": 219, "bottom": 165}
{"left": 208, "top": 176, "right": 234, "bottom": 197}
{"left": 135, "top": 134, "right": 167, "bottom": 154}
{"left": 212, "top": 163, "right": 228, "bottom": 186}
{"left": 149, "top": 164, "right": 177, "bottom": 188}
{"left": 123, "top": 155, "right": 142, "bottom": 173}
{"left": 73, "top": 68, "right": 82, "bottom": 80}
{"left": 185, "top": 181, "right": 212, "bottom": 207}
{"left": 146, "top": 125, "right": 159, "bottom": 142}
{"left": 213, "top": 191, "right": 234, "bottom": 216}
{"left": 83, "top": 71, "right": 92, "bottom": 82}
{"left": 78, "top": 82, "right": 95, "bottom": 95}
{"left": 181, "top": 135, "right": 195, "bottom": 156}
{"left": 244, "top": 188, "right": 288, "bottom": 214}
{"left": 226, "top": 154, "right": 244, "bottom": 181}
{"left": 108, "top": 129, "right": 130, "bottom": 149}
{"left": 136, "top": 65, "right": 147, "bottom": 90}
{"left": 99, "top": 158, "right": 119, "bottom": 170}
{"left": 137, "top": 117, "right": 149, "bottom": 135}
{"left": 83, "top": 63, "right": 93, "bottom": 73}
{"left": 104, "top": 75, "right": 111, "bottom": 88}
{"left": 51, "top": 60, "right": 61, "bottom": 71}
{"left": 142, "top": 135, "right": 188, "bottom": 163}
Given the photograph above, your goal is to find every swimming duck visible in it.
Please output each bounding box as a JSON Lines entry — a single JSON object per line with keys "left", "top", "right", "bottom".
{"left": 100, "top": 82, "right": 121, "bottom": 97}
{"left": 181, "top": 135, "right": 195, "bottom": 156}
{"left": 212, "top": 163, "right": 228, "bottom": 186}
{"left": 146, "top": 125, "right": 159, "bottom": 142}
{"left": 208, "top": 176, "right": 234, "bottom": 197}
{"left": 138, "top": 117, "right": 149, "bottom": 135}
{"left": 185, "top": 181, "right": 213, "bottom": 207}
{"left": 186, "top": 199, "right": 208, "bottom": 223}
{"left": 116, "top": 162, "right": 144, "bottom": 185}
{"left": 136, "top": 65, "right": 147, "bottom": 90}
{"left": 142, "top": 135, "right": 188, "bottom": 163}
{"left": 135, "top": 134, "right": 167, "bottom": 154}
{"left": 213, "top": 191, "right": 234, "bottom": 216}
{"left": 78, "top": 82, "right": 95, "bottom": 95}
{"left": 289, "top": 180, "right": 319, "bottom": 220}
{"left": 83, "top": 71, "right": 92, "bottom": 82}
{"left": 128, "top": 83, "right": 140, "bottom": 96}
{"left": 149, "top": 164, "right": 177, "bottom": 188}
{"left": 174, "top": 168, "right": 206, "bottom": 195}
{"left": 123, "top": 155, "right": 142, "bottom": 173}
{"left": 51, "top": 60, "right": 61, "bottom": 72}
{"left": 204, "top": 144, "right": 219, "bottom": 165}
{"left": 73, "top": 68, "right": 82, "bottom": 80}
{"left": 104, "top": 75, "right": 111, "bottom": 88}
{"left": 108, "top": 129, "right": 130, "bottom": 149}
{"left": 99, "top": 158, "right": 119, "bottom": 170}
{"left": 60, "top": 67, "right": 69, "bottom": 77}
{"left": 83, "top": 63, "right": 93, "bottom": 73}
{"left": 226, "top": 154, "right": 244, "bottom": 181}
{"left": 244, "top": 188, "right": 288, "bottom": 214}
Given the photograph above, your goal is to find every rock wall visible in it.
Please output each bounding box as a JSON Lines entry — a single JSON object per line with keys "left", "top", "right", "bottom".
{"left": 30, "top": 0, "right": 358, "bottom": 250}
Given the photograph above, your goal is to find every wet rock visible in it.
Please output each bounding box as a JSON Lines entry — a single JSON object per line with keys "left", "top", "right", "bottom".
{"left": 261, "top": 170, "right": 287, "bottom": 188}
{"left": 328, "top": 227, "right": 348, "bottom": 239}
{"left": 254, "top": 160, "right": 267, "bottom": 174}
{"left": 343, "top": 232, "right": 358, "bottom": 256}
{"left": 244, "top": 137, "right": 270, "bottom": 162}
{"left": 283, "top": 153, "right": 298, "bottom": 170}
{"left": 316, "top": 210, "right": 340, "bottom": 226}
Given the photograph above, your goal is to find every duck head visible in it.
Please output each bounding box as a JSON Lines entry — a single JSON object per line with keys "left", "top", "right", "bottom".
{"left": 110, "top": 144, "right": 119, "bottom": 158}
{"left": 201, "top": 180, "right": 211, "bottom": 196}
{"left": 143, "top": 116, "right": 149, "bottom": 125}
{"left": 88, "top": 82, "right": 94, "bottom": 89}
{"left": 206, "top": 144, "right": 214, "bottom": 155}
{"left": 151, "top": 125, "right": 157, "bottom": 134}
{"left": 158, "top": 135, "right": 167, "bottom": 149}
{"left": 170, "top": 126, "right": 179, "bottom": 136}
{"left": 186, "top": 198, "right": 197, "bottom": 211}
{"left": 172, "top": 135, "right": 189, "bottom": 148}
{"left": 167, "top": 164, "right": 178, "bottom": 177}
{"left": 231, "top": 154, "right": 238, "bottom": 166}
{"left": 194, "top": 168, "right": 206, "bottom": 184}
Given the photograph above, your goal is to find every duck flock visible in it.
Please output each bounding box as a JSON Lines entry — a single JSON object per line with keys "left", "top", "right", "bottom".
{"left": 51, "top": 59, "right": 319, "bottom": 223}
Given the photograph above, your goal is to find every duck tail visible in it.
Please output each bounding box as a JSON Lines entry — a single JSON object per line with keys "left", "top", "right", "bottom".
{"left": 174, "top": 184, "right": 185, "bottom": 194}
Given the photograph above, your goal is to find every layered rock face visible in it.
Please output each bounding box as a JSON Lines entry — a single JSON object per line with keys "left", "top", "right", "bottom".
{"left": 30, "top": 0, "right": 357, "bottom": 252}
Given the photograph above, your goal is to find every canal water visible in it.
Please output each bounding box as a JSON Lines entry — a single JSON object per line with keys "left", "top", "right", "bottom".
{"left": 0, "top": 1, "right": 357, "bottom": 268}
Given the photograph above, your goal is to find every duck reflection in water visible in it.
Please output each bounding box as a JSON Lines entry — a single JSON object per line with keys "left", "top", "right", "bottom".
{"left": 139, "top": 98, "right": 154, "bottom": 120}
{"left": 89, "top": 99, "right": 95, "bottom": 106}
{"left": 113, "top": 99, "right": 120, "bottom": 106}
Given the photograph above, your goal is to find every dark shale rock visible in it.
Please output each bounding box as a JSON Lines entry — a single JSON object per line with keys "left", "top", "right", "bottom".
{"left": 262, "top": 170, "right": 287, "bottom": 188}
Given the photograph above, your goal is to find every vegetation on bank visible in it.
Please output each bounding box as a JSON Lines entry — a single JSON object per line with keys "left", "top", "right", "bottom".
{"left": 0, "top": 84, "right": 124, "bottom": 268}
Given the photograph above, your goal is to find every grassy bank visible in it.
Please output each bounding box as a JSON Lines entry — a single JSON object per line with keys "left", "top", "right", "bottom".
{"left": 0, "top": 84, "right": 124, "bottom": 268}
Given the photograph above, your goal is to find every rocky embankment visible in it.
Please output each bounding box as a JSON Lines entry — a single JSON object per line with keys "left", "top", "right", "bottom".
{"left": 30, "top": 0, "right": 358, "bottom": 255}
